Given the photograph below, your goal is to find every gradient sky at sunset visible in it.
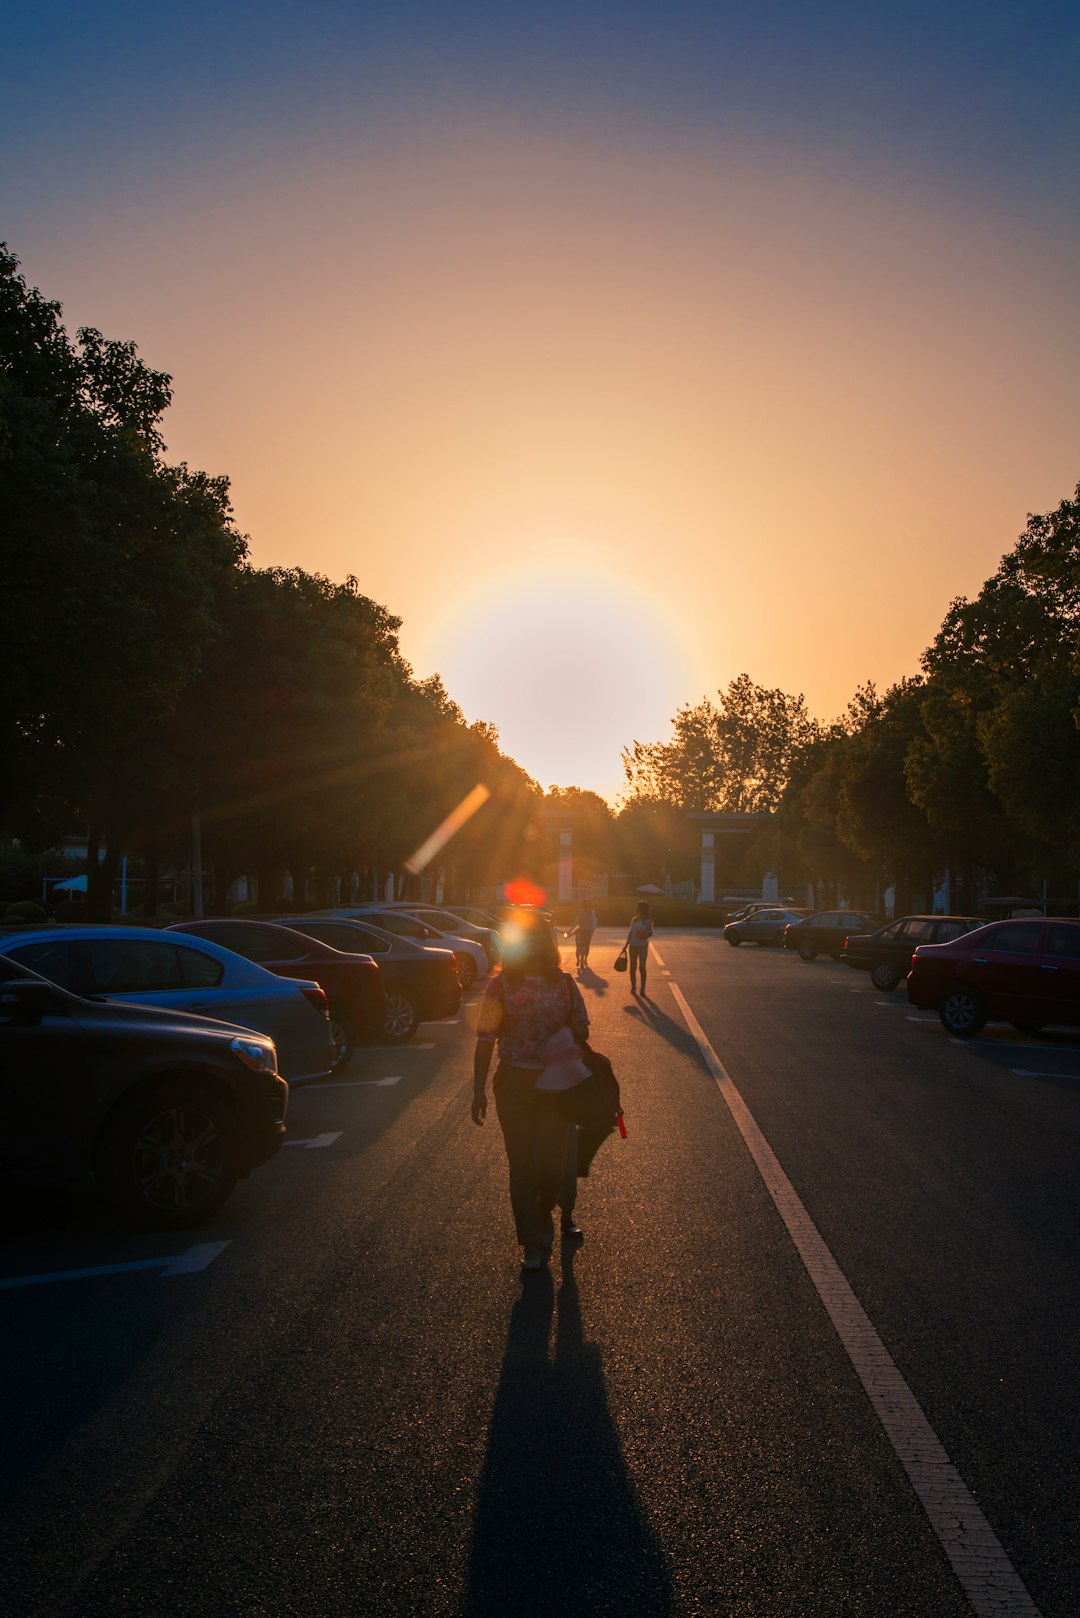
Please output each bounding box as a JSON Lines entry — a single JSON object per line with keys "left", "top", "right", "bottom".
{"left": 6, "top": 3, "right": 1080, "bottom": 801}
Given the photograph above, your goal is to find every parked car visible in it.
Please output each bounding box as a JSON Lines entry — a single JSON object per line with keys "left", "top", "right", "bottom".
{"left": 169, "top": 920, "right": 387, "bottom": 1070}
{"left": 724, "top": 901, "right": 793, "bottom": 923}
{"left": 783, "top": 909, "right": 880, "bottom": 961}
{"left": 0, "top": 957, "right": 287, "bottom": 1228}
{"left": 442, "top": 903, "right": 503, "bottom": 931}
{"left": 0, "top": 927, "right": 334, "bottom": 1082}
{"left": 844, "top": 914, "right": 987, "bottom": 991}
{"left": 274, "top": 916, "right": 461, "bottom": 1041}
{"left": 378, "top": 903, "right": 501, "bottom": 967}
{"left": 312, "top": 908, "right": 488, "bottom": 988}
{"left": 724, "top": 907, "right": 812, "bottom": 947}
{"left": 906, "top": 917, "right": 1080, "bottom": 1035}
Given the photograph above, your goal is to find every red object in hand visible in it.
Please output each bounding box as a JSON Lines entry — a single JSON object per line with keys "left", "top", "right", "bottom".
{"left": 617, "top": 1112, "right": 627, "bottom": 1138}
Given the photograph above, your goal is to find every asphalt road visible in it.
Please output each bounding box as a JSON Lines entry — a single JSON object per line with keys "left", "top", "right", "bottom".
{"left": 2, "top": 929, "right": 1078, "bottom": 1617}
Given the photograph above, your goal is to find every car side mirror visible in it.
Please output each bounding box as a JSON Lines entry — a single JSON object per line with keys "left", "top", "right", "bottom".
{"left": 0, "top": 978, "right": 57, "bottom": 1024}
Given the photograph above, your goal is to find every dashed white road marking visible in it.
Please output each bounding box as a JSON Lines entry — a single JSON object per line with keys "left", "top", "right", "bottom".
{"left": 283, "top": 1131, "right": 342, "bottom": 1149}
{"left": 0, "top": 1241, "right": 231, "bottom": 1290}
{"left": 668, "top": 975, "right": 1043, "bottom": 1618}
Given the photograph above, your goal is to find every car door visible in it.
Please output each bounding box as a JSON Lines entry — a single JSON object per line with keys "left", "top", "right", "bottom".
{"left": 965, "top": 922, "right": 1045, "bottom": 1016}
{"left": 1040, "top": 924, "right": 1080, "bottom": 1024}
{"left": 0, "top": 976, "right": 92, "bottom": 1179}
{"left": 85, "top": 936, "right": 228, "bottom": 1016}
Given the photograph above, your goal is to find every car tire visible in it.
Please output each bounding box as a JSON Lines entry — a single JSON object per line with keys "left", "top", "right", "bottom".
{"left": 938, "top": 986, "right": 987, "bottom": 1037}
{"left": 870, "top": 960, "right": 902, "bottom": 992}
{"left": 457, "top": 955, "right": 477, "bottom": 989}
{"left": 328, "top": 1013, "right": 354, "bottom": 1073}
{"left": 726, "top": 933, "right": 741, "bottom": 947}
{"left": 95, "top": 1082, "right": 237, "bottom": 1230}
{"left": 797, "top": 941, "right": 817, "bottom": 961}
{"left": 1009, "top": 1019, "right": 1046, "bottom": 1036}
{"left": 383, "top": 989, "right": 420, "bottom": 1043}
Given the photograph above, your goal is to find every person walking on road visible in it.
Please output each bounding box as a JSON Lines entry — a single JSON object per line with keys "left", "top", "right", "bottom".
{"left": 565, "top": 901, "right": 597, "bottom": 971}
{"left": 625, "top": 901, "right": 654, "bottom": 996}
{"left": 471, "top": 912, "right": 590, "bottom": 1272}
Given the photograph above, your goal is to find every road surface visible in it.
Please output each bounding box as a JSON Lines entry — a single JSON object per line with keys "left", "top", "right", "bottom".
{"left": 2, "top": 929, "right": 1077, "bottom": 1616}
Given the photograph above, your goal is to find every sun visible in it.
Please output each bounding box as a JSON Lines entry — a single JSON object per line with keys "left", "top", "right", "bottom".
{"left": 425, "top": 564, "right": 698, "bottom": 802}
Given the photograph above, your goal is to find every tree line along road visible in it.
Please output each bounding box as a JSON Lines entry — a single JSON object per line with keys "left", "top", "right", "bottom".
{"left": 1, "top": 929, "right": 1077, "bottom": 1617}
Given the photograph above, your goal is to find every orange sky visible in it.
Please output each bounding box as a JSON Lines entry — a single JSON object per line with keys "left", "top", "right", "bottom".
{"left": 19, "top": 125, "right": 1080, "bottom": 800}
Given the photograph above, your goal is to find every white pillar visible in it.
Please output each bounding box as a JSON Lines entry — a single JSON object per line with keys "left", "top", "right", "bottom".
{"left": 558, "top": 831, "right": 573, "bottom": 902}
{"left": 700, "top": 831, "right": 715, "bottom": 903}
{"left": 762, "top": 871, "right": 779, "bottom": 902}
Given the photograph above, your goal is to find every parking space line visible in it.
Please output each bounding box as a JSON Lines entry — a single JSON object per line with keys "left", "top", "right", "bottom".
{"left": 0, "top": 1240, "right": 231, "bottom": 1290}
{"left": 365, "top": 1042, "right": 435, "bottom": 1052}
{"left": 1012, "top": 1069, "right": 1080, "bottom": 1080}
{"left": 283, "top": 1132, "right": 342, "bottom": 1149}
{"left": 304, "top": 1077, "right": 401, "bottom": 1089}
{"left": 668, "top": 977, "right": 1042, "bottom": 1618}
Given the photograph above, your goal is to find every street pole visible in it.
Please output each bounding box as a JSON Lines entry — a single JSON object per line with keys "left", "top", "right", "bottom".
{"left": 192, "top": 810, "right": 204, "bottom": 918}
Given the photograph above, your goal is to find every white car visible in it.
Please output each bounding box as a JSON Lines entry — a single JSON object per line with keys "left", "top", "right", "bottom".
{"left": 315, "top": 908, "right": 489, "bottom": 988}
{"left": 0, "top": 927, "right": 335, "bottom": 1081}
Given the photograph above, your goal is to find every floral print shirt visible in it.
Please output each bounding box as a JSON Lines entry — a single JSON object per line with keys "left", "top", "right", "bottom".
{"left": 476, "top": 971, "right": 589, "bottom": 1068}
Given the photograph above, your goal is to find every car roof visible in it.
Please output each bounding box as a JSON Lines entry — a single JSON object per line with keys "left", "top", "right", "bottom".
{"left": 0, "top": 925, "right": 298, "bottom": 977}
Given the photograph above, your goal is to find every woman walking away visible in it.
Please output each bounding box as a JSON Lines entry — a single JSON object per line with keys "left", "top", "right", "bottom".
{"left": 565, "top": 901, "right": 597, "bottom": 971}
{"left": 472, "top": 911, "right": 590, "bottom": 1272}
{"left": 625, "top": 901, "right": 654, "bottom": 996}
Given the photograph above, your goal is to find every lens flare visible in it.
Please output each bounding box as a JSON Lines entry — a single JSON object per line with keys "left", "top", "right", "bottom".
{"left": 404, "top": 784, "right": 491, "bottom": 874}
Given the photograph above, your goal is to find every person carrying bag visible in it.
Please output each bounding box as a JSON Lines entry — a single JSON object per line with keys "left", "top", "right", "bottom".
{"left": 471, "top": 911, "right": 624, "bottom": 1273}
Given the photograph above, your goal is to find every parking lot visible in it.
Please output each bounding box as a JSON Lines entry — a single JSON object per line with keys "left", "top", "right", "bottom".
{"left": 4, "top": 930, "right": 1080, "bottom": 1616}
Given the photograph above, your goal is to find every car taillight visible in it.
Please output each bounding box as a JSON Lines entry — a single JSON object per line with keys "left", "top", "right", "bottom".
{"left": 303, "top": 985, "right": 329, "bottom": 1018}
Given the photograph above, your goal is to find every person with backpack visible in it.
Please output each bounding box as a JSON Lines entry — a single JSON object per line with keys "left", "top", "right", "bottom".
{"left": 625, "top": 900, "right": 655, "bottom": 996}
{"left": 471, "top": 910, "right": 590, "bottom": 1272}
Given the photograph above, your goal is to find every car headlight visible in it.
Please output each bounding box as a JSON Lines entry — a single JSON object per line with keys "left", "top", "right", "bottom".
{"left": 230, "top": 1035, "right": 278, "bottom": 1073}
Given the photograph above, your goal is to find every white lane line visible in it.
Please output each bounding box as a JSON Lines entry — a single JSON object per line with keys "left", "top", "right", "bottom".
{"left": 668, "top": 978, "right": 1042, "bottom": 1618}
{"left": 1012, "top": 1069, "right": 1080, "bottom": 1080}
{"left": 0, "top": 1241, "right": 231, "bottom": 1290}
{"left": 304, "top": 1077, "right": 401, "bottom": 1090}
{"left": 283, "top": 1132, "right": 342, "bottom": 1149}
{"left": 364, "top": 1042, "right": 435, "bottom": 1051}
{"left": 950, "top": 1039, "right": 1052, "bottom": 1051}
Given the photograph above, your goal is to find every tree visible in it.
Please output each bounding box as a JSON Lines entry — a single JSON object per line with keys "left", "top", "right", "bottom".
{"left": 623, "top": 674, "right": 819, "bottom": 813}
{"left": 1, "top": 244, "right": 245, "bottom": 914}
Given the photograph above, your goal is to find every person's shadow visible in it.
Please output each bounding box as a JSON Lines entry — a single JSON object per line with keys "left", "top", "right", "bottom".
{"left": 463, "top": 1251, "right": 672, "bottom": 1617}
{"left": 577, "top": 963, "right": 608, "bottom": 997}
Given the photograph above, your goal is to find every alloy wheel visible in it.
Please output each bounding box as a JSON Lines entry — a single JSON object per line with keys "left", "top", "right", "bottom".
{"left": 132, "top": 1105, "right": 225, "bottom": 1214}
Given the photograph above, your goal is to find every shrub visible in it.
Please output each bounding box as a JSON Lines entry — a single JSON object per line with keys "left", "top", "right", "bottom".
{"left": 231, "top": 899, "right": 260, "bottom": 915}
{"left": 159, "top": 899, "right": 191, "bottom": 918}
{"left": 4, "top": 899, "right": 49, "bottom": 921}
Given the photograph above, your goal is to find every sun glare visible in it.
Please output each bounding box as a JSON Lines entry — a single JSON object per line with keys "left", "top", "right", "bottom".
{"left": 425, "top": 565, "right": 698, "bottom": 802}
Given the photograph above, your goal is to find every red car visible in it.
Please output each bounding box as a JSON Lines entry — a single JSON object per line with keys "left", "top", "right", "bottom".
{"left": 170, "top": 920, "right": 387, "bottom": 1072}
{"left": 906, "top": 917, "right": 1080, "bottom": 1036}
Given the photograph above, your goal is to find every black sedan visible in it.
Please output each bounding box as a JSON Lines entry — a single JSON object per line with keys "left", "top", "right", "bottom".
{"left": 0, "top": 958, "right": 287, "bottom": 1227}
{"left": 275, "top": 917, "right": 461, "bottom": 1040}
{"left": 783, "top": 909, "right": 880, "bottom": 962}
{"left": 842, "top": 914, "right": 987, "bottom": 991}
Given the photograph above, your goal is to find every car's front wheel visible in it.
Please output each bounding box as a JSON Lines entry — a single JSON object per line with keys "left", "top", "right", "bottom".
{"left": 383, "top": 989, "right": 419, "bottom": 1043}
{"left": 726, "top": 932, "right": 741, "bottom": 947}
{"left": 870, "top": 960, "right": 902, "bottom": 992}
{"left": 95, "top": 1082, "right": 237, "bottom": 1229}
{"left": 938, "top": 986, "right": 987, "bottom": 1037}
{"left": 457, "top": 955, "right": 477, "bottom": 989}
{"left": 797, "top": 941, "right": 817, "bottom": 961}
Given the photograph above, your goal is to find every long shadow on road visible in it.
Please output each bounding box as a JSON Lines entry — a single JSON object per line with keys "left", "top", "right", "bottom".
{"left": 463, "top": 1249, "right": 671, "bottom": 1618}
